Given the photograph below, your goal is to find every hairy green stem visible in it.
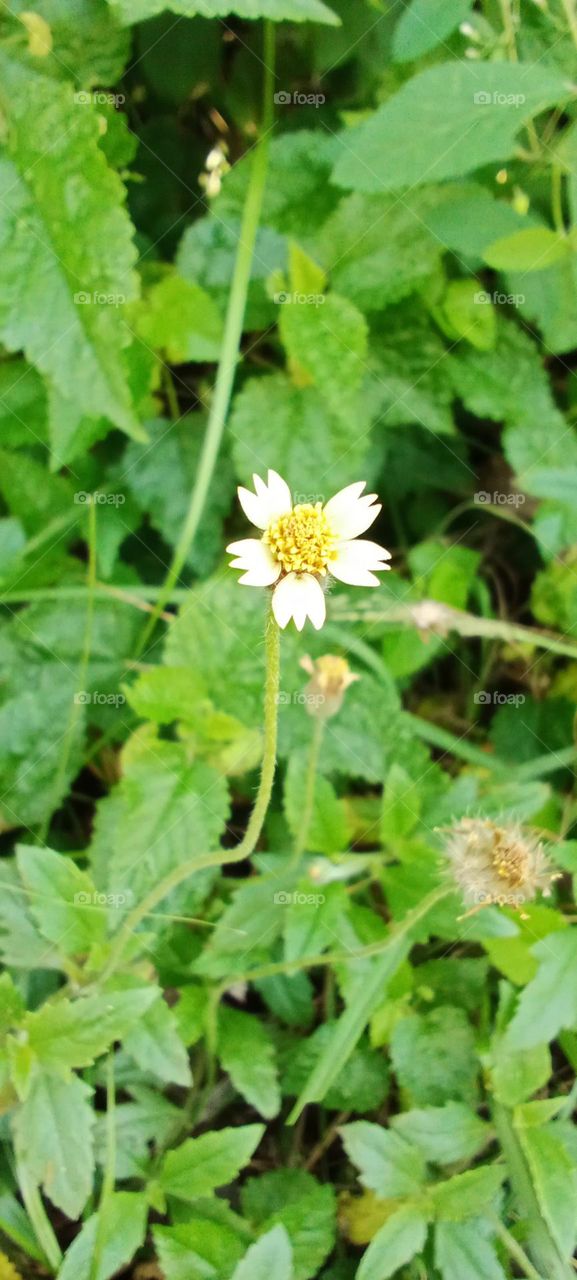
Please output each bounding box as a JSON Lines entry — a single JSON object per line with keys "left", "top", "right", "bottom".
{"left": 38, "top": 498, "right": 97, "bottom": 843}
{"left": 90, "top": 1055, "right": 116, "bottom": 1280}
{"left": 99, "top": 608, "right": 280, "bottom": 983}
{"left": 291, "top": 716, "right": 324, "bottom": 866}
{"left": 493, "top": 1102, "right": 574, "bottom": 1280}
{"left": 135, "top": 21, "right": 276, "bottom": 657}
{"left": 491, "top": 1215, "right": 545, "bottom": 1280}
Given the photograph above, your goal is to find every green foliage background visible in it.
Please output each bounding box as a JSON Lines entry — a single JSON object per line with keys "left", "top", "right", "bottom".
{"left": 2, "top": 0, "right": 577, "bottom": 1277}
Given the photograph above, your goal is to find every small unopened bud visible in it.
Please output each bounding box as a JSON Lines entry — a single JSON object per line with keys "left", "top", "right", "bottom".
{"left": 443, "top": 818, "right": 560, "bottom": 918}
{"left": 299, "top": 654, "right": 359, "bottom": 720}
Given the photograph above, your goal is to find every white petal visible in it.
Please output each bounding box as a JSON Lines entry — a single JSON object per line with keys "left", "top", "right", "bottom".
{"left": 324, "top": 481, "right": 382, "bottom": 539}
{"left": 272, "top": 573, "right": 326, "bottom": 631}
{"left": 237, "top": 470, "right": 292, "bottom": 530}
{"left": 226, "top": 538, "right": 281, "bottom": 586}
{"left": 330, "top": 539, "right": 391, "bottom": 587}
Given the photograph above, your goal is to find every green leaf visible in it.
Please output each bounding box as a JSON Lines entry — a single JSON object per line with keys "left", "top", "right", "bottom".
{"left": 341, "top": 1122, "right": 426, "bottom": 1197}
{"left": 284, "top": 755, "right": 350, "bottom": 856}
{"left": 483, "top": 227, "right": 569, "bottom": 272}
{"left": 231, "top": 1225, "right": 293, "bottom": 1280}
{"left": 392, "top": 0, "right": 474, "bottom": 62}
{"left": 23, "top": 989, "right": 157, "bottom": 1071}
{"left": 58, "top": 1191, "right": 148, "bottom": 1280}
{"left": 154, "top": 1218, "right": 246, "bottom": 1280}
{"left": 332, "top": 63, "right": 573, "bottom": 193}
{"left": 134, "top": 275, "right": 223, "bottom": 363}
{"left": 430, "top": 1166, "right": 505, "bottom": 1221}
{"left": 94, "top": 1085, "right": 181, "bottom": 1180}
{"left": 107, "top": 0, "right": 339, "bottom": 24}
{"left": 123, "top": 996, "right": 192, "bottom": 1087}
{"left": 318, "top": 191, "right": 442, "bottom": 312}
{"left": 0, "top": 360, "right": 48, "bottom": 449}
{"left": 390, "top": 1007, "right": 479, "bottom": 1106}
{"left": 514, "top": 1119, "right": 577, "bottom": 1256}
{"left": 159, "top": 1124, "right": 264, "bottom": 1201}
{"left": 357, "top": 1203, "right": 429, "bottom": 1280}
{"left": 391, "top": 1104, "right": 491, "bottom": 1166}
{"left": 435, "top": 1220, "right": 507, "bottom": 1280}
{"left": 218, "top": 1006, "right": 280, "bottom": 1119}
{"left": 16, "top": 844, "right": 106, "bottom": 956}
{"left": 0, "top": 54, "right": 143, "bottom": 451}
{"left": 241, "top": 1169, "right": 336, "bottom": 1280}
{"left": 433, "top": 279, "right": 496, "bottom": 351}
{"left": 0, "top": 972, "right": 25, "bottom": 1034}
{"left": 491, "top": 1039, "right": 551, "bottom": 1107}
{"left": 13, "top": 1072, "right": 95, "bottom": 1218}
{"left": 278, "top": 292, "right": 367, "bottom": 417}
{"left": 229, "top": 373, "right": 370, "bottom": 495}
{"left": 505, "top": 932, "right": 577, "bottom": 1049}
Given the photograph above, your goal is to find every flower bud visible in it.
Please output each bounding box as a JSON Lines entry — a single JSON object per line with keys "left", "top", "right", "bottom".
{"left": 299, "top": 654, "right": 359, "bottom": 720}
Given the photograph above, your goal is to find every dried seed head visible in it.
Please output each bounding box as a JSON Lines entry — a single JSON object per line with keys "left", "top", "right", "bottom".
{"left": 299, "top": 653, "right": 359, "bottom": 720}
{"left": 443, "top": 818, "right": 559, "bottom": 917}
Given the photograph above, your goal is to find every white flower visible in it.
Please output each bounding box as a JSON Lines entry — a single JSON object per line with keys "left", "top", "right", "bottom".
{"left": 226, "top": 470, "right": 391, "bottom": 631}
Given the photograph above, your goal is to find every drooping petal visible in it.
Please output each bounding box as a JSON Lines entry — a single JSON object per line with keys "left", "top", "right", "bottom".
{"left": 324, "top": 481, "right": 382, "bottom": 540}
{"left": 272, "top": 572, "right": 326, "bottom": 631}
{"left": 330, "top": 538, "right": 391, "bottom": 587}
{"left": 226, "top": 538, "right": 281, "bottom": 586}
{"left": 237, "top": 470, "right": 292, "bottom": 531}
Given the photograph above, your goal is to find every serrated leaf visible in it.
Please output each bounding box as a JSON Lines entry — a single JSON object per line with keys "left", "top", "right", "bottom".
{"left": 319, "top": 191, "right": 442, "bottom": 312}
{"left": 123, "top": 996, "right": 192, "bottom": 1086}
{"left": 391, "top": 1104, "right": 491, "bottom": 1166}
{"left": 390, "top": 1007, "right": 479, "bottom": 1106}
{"left": 241, "top": 1169, "right": 336, "bottom": 1280}
{"left": 159, "top": 1124, "right": 264, "bottom": 1201}
{"left": 357, "top": 1203, "right": 429, "bottom": 1280}
{"left": 218, "top": 1006, "right": 280, "bottom": 1119}
{"left": 134, "top": 275, "right": 223, "bottom": 363}
{"left": 332, "top": 63, "right": 573, "bottom": 193}
{"left": 431, "top": 1166, "right": 504, "bottom": 1221}
{"left": 435, "top": 1220, "right": 507, "bottom": 1280}
{"left": 16, "top": 844, "right": 105, "bottom": 956}
{"left": 153, "top": 1218, "right": 246, "bottom": 1280}
{"left": 57, "top": 1191, "right": 147, "bottom": 1280}
{"left": 341, "top": 1122, "right": 426, "bottom": 1197}
{"left": 284, "top": 755, "right": 350, "bottom": 856}
{"left": 108, "top": 0, "right": 338, "bottom": 22}
{"left": 514, "top": 1122, "right": 577, "bottom": 1257}
{"left": 0, "top": 55, "right": 143, "bottom": 448}
{"left": 231, "top": 1225, "right": 293, "bottom": 1280}
{"left": 13, "top": 1072, "right": 95, "bottom": 1218}
{"left": 22, "top": 989, "right": 157, "bottom": 1071}
{"left": 278, "top": 291, "right": 367, "bottom": 416}
{"left": 505, "top": 931, "right": 577, "bottom": 1049}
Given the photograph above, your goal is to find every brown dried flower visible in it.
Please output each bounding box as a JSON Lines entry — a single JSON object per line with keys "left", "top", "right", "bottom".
{"left": 443, "top": 817, "right": 559, "bottom": 918}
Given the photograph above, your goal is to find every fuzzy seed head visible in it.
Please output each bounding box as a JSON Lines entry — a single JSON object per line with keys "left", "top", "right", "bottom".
{"left": 444, "top": 818, "right": 558, "bottom": 914}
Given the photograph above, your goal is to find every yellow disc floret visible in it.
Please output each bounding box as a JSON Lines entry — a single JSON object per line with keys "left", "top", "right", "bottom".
{"left": 265, "top": 503, "right": 337, "bottom": 575}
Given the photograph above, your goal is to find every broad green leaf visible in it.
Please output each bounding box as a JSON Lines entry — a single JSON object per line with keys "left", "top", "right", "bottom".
{"left": 0, "top": 861, "right": 62, "bottom": 970}
{"left": 229, "top": 373, "right": 370, "bottom": 495}
{"left": 332, "top": 63, "right": 573, "bottom": 193}
{"left": 505, "top": 932, "right": 577, "bottom": 1049}
{"left": 123, "top": 996, "right": 192, "bottom": 1086}
{"left": 159, "top": 1124, "right": 264, "bottom": 1201}
{"left": 241, "top": 1169, "right": 336, "bottom": 1280}
{"left": 231, "top": 1225, "right": 293, "bottom": 1280}
{"left": 0, "top": 360, "right": 48, "bottom": 448}
{"left": 134, "top": 275, "right": 223, "bottom": 363}
{"left": 0, "top": 1190, "right": 45, "bottom": 1263}
{"left": 433, "top": 278, "right": 496, "bottom": 351}
{"left": 0, "top": 55, "right": 143, "bottom": 448}
{"left": 282, "top": 883, "right": 350, "bottom": 964}
{"left": 94, "top": 1085, "right": 181, "bottom": 1180}
{"left": 319, "top": 191, "right": 442, "bottom": 312}
{"left": 284, "top": 755, "right": 350, "bottom": 856}
{"left": 430, "top": 1166, "right": 504, "bottom": 1221}
{"left": 357, "top": 1203, "right": 429, "bottom": 1280}
{"left": 57, "top": 1191, "right": 147, "bottom": 1280}
{"left": 341, "top": 1122, "right": 426, "bottom": 1197}
{"left": 22, "top": 989, "right": 157, "bottom": 1071}
{"left": 283, "top": 1025, "right": 389, "bottom": 1114}
{"left": 9, "top": 0, "right": 131, "bottom": 85}
{"left": 435, "top": 1220, "right": 507, "bottom": 1280}
{"left": 392, "top": 0, "right": 474, "bottom": 62}
{"left": 390, "top": 1007, "right": 479, "bottom": 1106}
{"left": 483, "top": 904, "right": 567, "bottom": 986}
{"left": 218, "top": 1006, "right": 280, "bottom": 1119}
{"left": 483, "top": 227, "right": 569, "bottom": 273}
{"left": 107, "top": 0, "right": 339, "bottom": 24}
{"left": 515, "top": 1122, "right": 577, "bottom": 1257}
{"left": 0, "top": 972, "right": 25, "bottom": 1033}
{"left": 278, "top": 292, "right": 367, "bottom": 417}
{"left": 13, "top": 1072, "right": 95, "bottom": 1218}
{"left": 16, "top": 844, "right": 105, "bottom": 956}
{"left": 391, "top": 1104, "right": 491, "bottom": 1166}
{"left": 154, "top": 1218, "right": 246, "bottom": 1280}
{"left": 491, "top": 1039, "right": 551, "bottom": 1107}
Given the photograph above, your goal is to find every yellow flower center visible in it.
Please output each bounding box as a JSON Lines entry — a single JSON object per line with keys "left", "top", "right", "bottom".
{"left": 491, "top": 834, "right": 528, "bottom": 888}
{"left": 265, "top": 503, "right": 336, "bottom": 575}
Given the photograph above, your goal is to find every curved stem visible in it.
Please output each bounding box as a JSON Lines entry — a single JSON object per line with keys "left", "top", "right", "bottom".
{"left": 291, "top": 716, "right": 324, "bottom": 866}
{"left": 16, "top": 1162, "right": 62, "bottom": 1272}
{"left": 135, "top": 21, "right": 276, "bottom": 657}
{"left": 90, "top": 1054, "right": 116, "bottom": 1280}
{"left": 99, "top": 608, "right": 280, "bottom": 983}
{"left": 491, "top": 1215, "right": 545, "bottom": 1280}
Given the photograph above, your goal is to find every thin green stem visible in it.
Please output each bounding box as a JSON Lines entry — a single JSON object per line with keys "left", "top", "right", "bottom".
{"left": 17, "top": 1162, "right": 62, "bottom": 1272}
{"left": 38, "top": 498, "right": 97, "bottom": 842}
{"left": 135, "top": 21, "right": 276, "bottom": 657}
{"left": 90, "top": 1055, "right": 116, "bottom": 1280}
{"left": 98, "top": 607, "right": 280, "bottom": 983}
{"left": 551, "top": 163, "right": 565, "bottom": 235}
{"left": 491, "top": 1216, "right": 546, "bottom": 1280}
{"left": 291, "top": 717, "right": 324, "bottom": 866}
{"left": 493, "top": 1102, "right": 574, "bottom": 1280}
{"left": 561, "top": 0, "right": 577, "bottom": 50}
